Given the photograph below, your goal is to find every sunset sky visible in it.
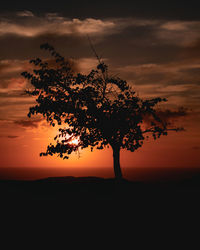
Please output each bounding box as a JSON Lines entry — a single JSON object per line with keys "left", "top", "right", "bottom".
{"left": 0, "top": 1, "right": 200, "bottom": 180}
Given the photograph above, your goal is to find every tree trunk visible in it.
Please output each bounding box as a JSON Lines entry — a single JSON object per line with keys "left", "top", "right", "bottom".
{"left": 112, "top": 146, "right": 123, "bottom": 180}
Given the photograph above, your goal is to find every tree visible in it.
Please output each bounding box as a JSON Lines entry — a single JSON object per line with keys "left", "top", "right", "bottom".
{"left": 21, "top": 43, "right": 182, "bottom": 180}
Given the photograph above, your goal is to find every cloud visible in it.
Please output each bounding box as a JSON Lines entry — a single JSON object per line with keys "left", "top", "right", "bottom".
{"left": 7, "top": 135, "right": 19, "bottom": 139}
{"left": 0, "top": 59, "right": 31, "bottom": 92}
{"left": 156, "top": 21, "right": 200, "bottom": 47}
{"left": 0, "top": 97, "right": 35, "bottom": 109}
{"left": 143, "top": 107, "right": 188, "bottom": 128}
{"left": 1, "top": 15, "right": 200, "bottom": 65}
{"left": 0, "top": 15, "right": 116, "bottom": 37}
{"left": 16, "top": 11, "right": 34, "bottom": 17}
{"left": 179, "top": 40, "right": 200, "bottom": 62}
{"left": 0, "top": 135, "right": 19, "bottom": 139}
{"left": 0, "top": 77, "right": 28, "bottom": 91}
{"left": 117, "top": 60, "right": 200, "bottom": 90}
{"left": 156, "top": 107, "right": 188, "bottom": 121}
{"left": 161, "top": 21, "right": 191, "bottom": 31}
{"left": 14, "top": 118, "right": 42, "bottom": 128}
{"left": 0, "top": 59, "right": 28, "bottom": 75}
{"left": 77, "top": 57, "right": 106, "bottom": 74}
{"left": 1, "top": 13, "right": 199, "bottom": 47}
{"left": 0, "top": 89, "right": 27, "bottom": 97}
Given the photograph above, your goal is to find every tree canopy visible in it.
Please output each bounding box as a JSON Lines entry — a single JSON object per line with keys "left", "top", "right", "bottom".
{"left": 21, "top": 43, "right": 182, "bottom": 179}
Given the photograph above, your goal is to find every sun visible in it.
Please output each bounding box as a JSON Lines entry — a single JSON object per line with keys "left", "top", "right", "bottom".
{"left": 58, "top": 134, "right": 80, "bottom": 146}
{"left": 68, "top": 137, "right": 80, "bottom": 146}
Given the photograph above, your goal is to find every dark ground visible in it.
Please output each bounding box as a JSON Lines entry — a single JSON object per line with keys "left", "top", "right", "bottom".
{"left": 1, "top": 175, "right": 200, "bottom": 207}
{"left": 1, "top": 175, "right": 200, "bottom": 239}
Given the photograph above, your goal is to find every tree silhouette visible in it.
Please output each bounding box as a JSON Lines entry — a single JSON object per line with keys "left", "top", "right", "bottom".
{"left": 22, "top": 43, "right": 182, "bottom": 179}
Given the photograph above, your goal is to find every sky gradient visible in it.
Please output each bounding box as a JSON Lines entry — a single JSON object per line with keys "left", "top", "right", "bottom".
{"left": 0, "top": 1, "right": 200, "bottom": 179}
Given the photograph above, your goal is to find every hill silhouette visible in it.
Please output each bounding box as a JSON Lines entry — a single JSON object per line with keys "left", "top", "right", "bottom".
{"left": 1, "top": 175, "right": 200, "bottom": 206}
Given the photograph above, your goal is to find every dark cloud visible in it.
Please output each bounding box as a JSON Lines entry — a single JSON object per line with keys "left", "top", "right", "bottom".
{"left": 1, "top": 1, "right": 200, "bottom": 20}
{"left": 0, "top": 90, "right": 27, "bottom": 98}
{"left": 14, "top": 118, "right": 42, "bottom": 128}
{"left": 180, "top": 67, "right": 200, "bottom": 76}
{"left": 0, "top": 33, "right": 90, "bottom": 60}
{"left": 143, "top": 107, "right": 188, "bottom": 128}
{"left": 0, "top": 15, "right": 199, "bottom": 69}
{"left": 0, "top": 135, "right": 19, "bottom": 139}
{"left": 0, "top": 99, "right": 35, "bottom": 108}
{"left": 7, "top": 135, "right": 19, "bottom": 139}
{"left": 179, "top": 40, "right": 200, "bottom": 61}
{"left": 40, "top": 57, "right": 80, "bottom": 73}
{"left": 157, "top": 107, "right": 188, "bottom": 121}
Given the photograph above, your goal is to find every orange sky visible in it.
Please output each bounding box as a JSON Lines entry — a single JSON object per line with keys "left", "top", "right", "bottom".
{"left": 0, "top": 11, "right": 200, "bottom": 180}
{"left": 0, "top": 114, "right": 199, "bottom": 177}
